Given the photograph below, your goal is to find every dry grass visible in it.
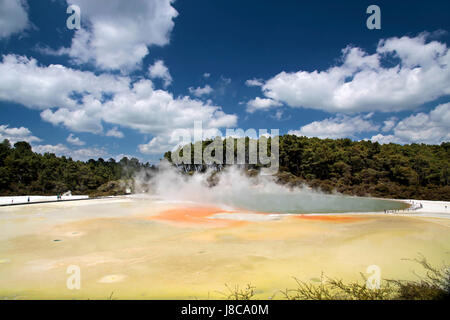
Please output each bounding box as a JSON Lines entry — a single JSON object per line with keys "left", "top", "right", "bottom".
{"left": 218, "top": 284, "right": 257, "bottom": 300}
{"left": 387, "top": 254, "right": 450, "bottom": 300}
{"left": 220, "top": 255, "right": 449, "bottom": 300}
{"left": 280, "top": 273, "right": 395, "bottom": 300}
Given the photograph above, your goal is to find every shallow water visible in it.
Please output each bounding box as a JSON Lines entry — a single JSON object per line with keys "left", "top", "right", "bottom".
{"left": 218, "top": 191, "right": 406, "bottom": 213}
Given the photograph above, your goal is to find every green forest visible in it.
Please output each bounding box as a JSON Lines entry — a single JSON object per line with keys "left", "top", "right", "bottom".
{"left": 1, "top": 135, "right": 449, "bottom": 200}
{"left": 165, "top": 135, "right": 450, "bottom": 201}
{"left": 0, "top": 139, "right": 154, "bottom": 196}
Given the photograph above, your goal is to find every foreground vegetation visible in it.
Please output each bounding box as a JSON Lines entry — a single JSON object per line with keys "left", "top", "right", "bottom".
{"left": 221, "top": 255, "right": 450, "bottom": 300}
{"left": 165, "top": 135, "right": 450, "bottom": 201}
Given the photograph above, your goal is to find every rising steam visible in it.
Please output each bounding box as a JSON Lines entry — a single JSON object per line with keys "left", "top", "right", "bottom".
{"left": 134, "top": 161, "right": 405, "bottom": 214}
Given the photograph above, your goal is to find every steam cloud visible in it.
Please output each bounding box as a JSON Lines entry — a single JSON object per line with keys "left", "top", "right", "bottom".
{"left": 133, "top": 162, "right": 405, "bottom": 214}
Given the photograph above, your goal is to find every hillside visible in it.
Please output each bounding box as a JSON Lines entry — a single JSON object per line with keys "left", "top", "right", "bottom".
{"left": 1, "top": 136, "right": 449, "bottom": 200}
{"left": 0, "top": 140, "right": 154, "bottom": 196}
{"left": 164, "top": 135, "right": 450, "bottom": 201}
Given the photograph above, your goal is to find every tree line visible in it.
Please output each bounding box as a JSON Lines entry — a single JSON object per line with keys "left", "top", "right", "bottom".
{"left": 165, "top": 135, "right": 450, "bottom": 201}
{"left": 1, "top": 136, "right": 449, "bottom": 200}
{"left": 0, "top": 140, "right": 155, "bottom": 196}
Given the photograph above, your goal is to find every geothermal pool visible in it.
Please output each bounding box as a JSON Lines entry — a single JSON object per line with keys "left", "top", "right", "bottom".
{"left": 0, "top": 196, "right": 449, "bottom": 300}
{"left": 148, "top": 167, "right": 407, "bottom": 213}
{"left": 218, "top": 191, "right": 407, "bottom": 213}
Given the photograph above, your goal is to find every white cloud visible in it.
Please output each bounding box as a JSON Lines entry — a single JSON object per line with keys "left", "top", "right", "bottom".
{"left": 106, "top": 127, "right": 124, "bottom": 138}
{"left": 0, "top": 124, "right": 41, "bottom": 144}
{"left": 66, "top": 133, "right": 85, "bottom": 146}
{"left": 148, "top": 59, "right": 172, "bottom": 88}
{"left": 113, "top": 153, "right": 141, "bottom": 161}
{"left": 274, "top": 110, "right": 283, "bottom": 121}
{"left": 381, "top": 117, "right": 397, "bottom": 132}
{"left": 138, "top": 134, "right": 177, "bottom": 155}
{"left": 40, "top": 97, "right": 104, "bottom": 133}
{"left": 138, "top": 126, "right": 225, "bottom": 155}
{"left": 369, "top": 103, "right": 450, "bottom": 145}
{"left": 69, "top": 147, "right": 108, "bottom": 160}
{"left": 32, "top": 143, "right": 69, "bottom": 155}
{"left": 102, "top": 80, "right": 237, "bottom": 134}
{"left": 0, "top": 55, "right": 237, "bottom": 153}
{"left": 203, "top": 73, "right": 210, "bottom": 78}
{"left": 105, "top": 80, "right": 236, "bottom": 154}
{"left": 189, "top": 85, "right": 213, "bottom": 97}
{"left": 51, "top": 0, "right": 178, "bottom": 71}
{"left": 289, "top": 114, "right": 379, "bottom": 139}
{"left": 245, "top": 78, "right": 264, "bottom": 87}
{"left": 260, "top": 34, "right": 450, "bottom": 113}
{"left": 369, "top": 134, "right": 403, "bottom": 144}
{"left": 0, "top": 0, "right": 29, "bottom": 39}
{"left": 0, "top": 54, "right": 129, "bottom": 112}
{"left": 32, "top": 143, "right": 108, "bottom": 161}
{"left": 246, "top": 97, "right": 282, "bottom": 113}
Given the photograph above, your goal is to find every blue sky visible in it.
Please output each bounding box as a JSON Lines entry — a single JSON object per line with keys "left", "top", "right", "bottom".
{"left": 0, "top": 0, "right": 449, "bottom": 162}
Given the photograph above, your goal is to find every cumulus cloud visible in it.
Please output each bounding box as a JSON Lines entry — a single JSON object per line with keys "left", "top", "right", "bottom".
{"left": 106, "top": 127, "right": 124, "bottom": 138}
{"left": 369, "top": 103, "right": 450, "bottom": 145}
{"left": 102, "top": 80, "right": 236, "bottom": 133}
{"left": 0, "top": 54, "right": 237, "bottom": 155}
{"left": 40, "top": 98, "right": 104, "bottom": 133}
{"left": 138, "top": 125, "right": 228, "bottom": 155}
{"left": 246, "top": 97, "right": 282, "bottom": 113}
{"left": 138, "top": 133, "right": 177, "bottom": 155}
{"left": 245, "top": 78, "right": 264, "bottom": 87}
{"left": 148, "top": 59, "right": 172, "bottom": 88}
{"left": 203, "top": 73, "right": 210, "bottom": 78}
{"left": 381, "top": 117, "right": 397, "bottom": 132}
{"left": 0, "top": 0, "right": 29, "bottom": 39}
{"left": 273, "top": 110, "right": 283, "bottom": 120}
{"left": 32, "top": 143, "right": 108, "bottom": 161}
{"left": 66, "top": 133, "right": 85, "bottom": 146}
{"left": 189, "top": 84, "right": 213, "bottom": 97}
{"left": 106, "top": 80, "right": 236, "bottom": 154}
{"left": 0, "top": 124, "right": 41, "bottom": 144}
{"left": 32, "top": 143, "right": 69, "bottom": 155}
{"left": 51, "top": 0, "right": 178, "bottom": 71}
{"left": 0, "top": 55, "right": 129, "bottom": 112}
{"left": 369, "top": 134, "right": 403, "bottom": 144}
{"left": 260, "top": 33, "right": 450, "bottom": 113}
{"left": 288, "top": 114, "right": 379, "bottom": 139}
